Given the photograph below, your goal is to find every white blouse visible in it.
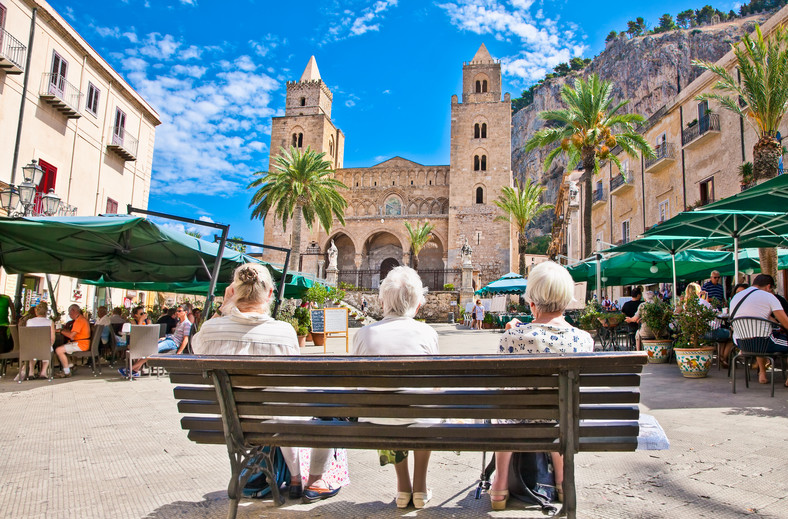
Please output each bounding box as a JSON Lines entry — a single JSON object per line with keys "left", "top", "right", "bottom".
{"left": 499, "top": 322, "right": 594, "bottom": 354}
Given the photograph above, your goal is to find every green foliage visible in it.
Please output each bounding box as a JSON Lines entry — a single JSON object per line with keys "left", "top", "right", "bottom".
{"left": 338, "top": 281, "right": 359, "bottom": 291}
{"left": 511, "top": 59, "right": 591, "bottom": 114}
{"left": 443, "top": 283, "right": 455, "bottom": 291}
{"left": 739, "top": 161, "right": 755, "bottom": 184}
{"left": 639, "top": 299, "right": 674, "bottom": 338}
{"left": 146, "top": 304, "right": 163, "bottom": 323}
{"left": 303, "top": 283, "right": 329, "bottom": 306}
{"left": 523, "top": 235, "right": 551, "bottom": 255}
{"left": 740, "top": 0, "right": 788, "bottom": 16}
{"left": 404, "top": 221, "right": 435, "bottom": 270}
{"left": 483, "top": 312, "right": 495, "bottom": 325}
{"left": 185, "top": 230, "right": 203, "bottom": 239}
{"left": 606, "top": 30, "right": 618, "bottom": 42}
{"left": 494, "top": 179, "right": 553, "bottom": 275}
{"left": 327, "top": 286, "right": 346, "bottom": 303}
{"left": 676, "top": 296, "right": 718, "bottom": 348}
{"left": 280, "top": 315, "right": 300, "bottom": 335}
{"left": 226, "top": 236, "right": 247, "bottom": 253}
{"left": 578, "top": 300, "right": 604, "bottom": 330}
{"left": 654, "top": 13, "right": 676, "bottom": 33}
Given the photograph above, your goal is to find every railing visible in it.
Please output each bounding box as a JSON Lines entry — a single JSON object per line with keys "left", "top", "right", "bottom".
{"left": 338, "top": 268, "right": 462, "bottom": 291}
{"left": 593, "top": 187, "right": 606, "bottom": 203}
{"left": 610, "top": 170, "right": 634, "bottom": 191}
{"left": 111, "top": 126, "right": 139, "bottom": 157}
{"left": 645, "top": 143, "right": 676, "bottom": 170}
{"left": 40, "top": 73, "right": 82, "bottom": 113}
{"left": 0, "top": 27, "right": 27, "bottom": 70}
{"left": 682, "top": 114, "right": 720, "bottom": 145}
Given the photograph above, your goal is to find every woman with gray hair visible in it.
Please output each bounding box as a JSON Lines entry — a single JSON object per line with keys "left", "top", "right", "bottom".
{"left": 352, "top": 266, "right": 438, "bottom": 509}
{"left": 192, "top": 263, "right": 347, "bottom": 503}
{"left": 490, "top": 261, "right": 594, "bottom": 510}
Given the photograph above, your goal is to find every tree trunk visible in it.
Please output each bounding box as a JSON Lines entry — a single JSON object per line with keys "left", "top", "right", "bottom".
{"left": 518, "top": 232, "right": 526, "bottom": 275}
{"left": 581, "top": 147, "right": 596, "bottom": 259}
{"left": 290, "top": 202, "right": 303, "bottom": 272}
{"left": 412, "top": 249, "right": 419, "bottom": 270}
{"left": 753, "top": 137, "right": 782, "bottom": 279}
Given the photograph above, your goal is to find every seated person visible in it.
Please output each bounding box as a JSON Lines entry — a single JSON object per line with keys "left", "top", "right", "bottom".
{"left": 626, "top": 291, "right": 654, "bottom": 351}
{"left": 16, "top": 303, "right": 54, "bottom": 381}
{"left": 109, "top": 307, "right": 127, "bottom": 335}
{"left": 193, "top": 264, "right": 346, "bottom": 502}
{"left": 156, "top": 307, "right": 178, "bottom": 335}
{"left": 492, "top": 261, "right": 595, "bottom": 511}
{"left": 121, "top": 305, "right": 191, "bottom": 378}
{"left": 54, "top": 304, "right": 90, "bottom": 378}
{"left": 352, "top": 266, "right": 439, "bottom": 509}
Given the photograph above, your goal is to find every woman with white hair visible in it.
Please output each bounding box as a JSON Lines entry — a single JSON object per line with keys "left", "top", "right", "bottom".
{"left": 490, "top": 261, "right": 594, "bottom": 511}
{"left": 192, "top": 263, "right": 347, "bottom": 503}
{"left": 352, "top": 266, "right": 438, "bottom": 509}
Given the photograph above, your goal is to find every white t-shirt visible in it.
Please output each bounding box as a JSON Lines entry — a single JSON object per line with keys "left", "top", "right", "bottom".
{"left": 191, "top": 308, "right": 299, "bottom": 356}
{"left": 351, "top": 316, "right": 439, "bottom": 356}
{"left": 728, "top": 287, "right": 782, "bottom": 320}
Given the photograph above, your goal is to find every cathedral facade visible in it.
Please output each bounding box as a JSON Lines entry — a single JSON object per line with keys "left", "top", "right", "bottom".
{"left": 263, "top": 44, "right": 515, "bottom": 289}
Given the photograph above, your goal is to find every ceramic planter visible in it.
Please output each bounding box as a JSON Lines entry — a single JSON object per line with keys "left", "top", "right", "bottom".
{"left": 642, "top": 339, "right": 672, "bottom": 363}
{"left": 311, "top": 332, "right": 325, "bottom": 346}
{"left": 297, "top": 335, "right": 307, "bottom": 348}
{"left": 674, "top": 346, "right": 715, "bottom": 378}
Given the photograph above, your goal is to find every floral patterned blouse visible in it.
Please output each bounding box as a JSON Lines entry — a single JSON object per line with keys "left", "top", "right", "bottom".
{"left": 499, "top": 322, "right": 595, "bottom": 354}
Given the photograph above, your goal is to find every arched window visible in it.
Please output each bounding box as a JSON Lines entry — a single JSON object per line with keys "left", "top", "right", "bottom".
{"left": 481, "top": 155, "right": 487, "bottom": 171}
{"left": 474, "top": 155, "right": 480, "bottom": 171}
{"left": 474, "top": 123, "right": 480, "bottom": 139}
{"left": 297, "top": 133, "right": 303, "bottom": 148}
{"left": 476, "top": 187, "right": 484, "bottom": 204}
{"left": 385, "top": 196, "right": 401, "bottom": 215}
{"left": 482, "top": 80, "right": 488, "bottom": 93}
{"left": 481, "top": 123, "right": 487, "bottom": 138}
{"left": 475, "top": 80, "right": 481, "bottom": 93}
{"left": 329, "top": 137, "right": 334, "bottom": 157}
{"left": 300, "top": 97, "right": 306, "bottom": 106}
{"left": 291, "top": 133, "right": 298, "bottom": 147}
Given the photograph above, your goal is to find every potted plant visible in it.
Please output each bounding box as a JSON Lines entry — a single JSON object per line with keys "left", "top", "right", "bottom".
{"left": 482, "top": 312, "right": 496, "bottom": 329}
{"left": 639, "top": 299, "right": 674, "bottom": 363}
{"left": 687, "top": 118, "right": 698, "bottom": 128}
{"left": 293, "top": 307, "right": 311, "bottom": 348}
{"left": 598, "top": 311, "right": 624, "bottom": 328}
{"left": 281, "top": 316, "right": 306, "bottom": 348}
{"left": 738, "top": 161, "right": 755, "bottom": 189}
{"left": 578, "top": 301, "right": 603, "bottom": 339}
{"left": 327, "top": 286, "right": 346, "bottom": 305}
{"left": 674, "top": 296, "right": 718, "bottom": 378}
{"left": 303, "top": 284, "right": 329, "bottom": 345}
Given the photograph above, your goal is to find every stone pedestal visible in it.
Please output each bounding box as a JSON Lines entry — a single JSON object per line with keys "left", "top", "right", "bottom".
{"left": 326, "top": 266, "right": 338, "bottom": 287}
{"left": 317, "top": 260, "right": 325, "bottom": 280}
{"left": 460, "top": 262, "right": 474, "bottom": 303}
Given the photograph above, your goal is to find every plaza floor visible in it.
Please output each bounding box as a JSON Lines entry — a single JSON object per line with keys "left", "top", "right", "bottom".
{"left": 1, "top": 324, "right": 786, "bottom": 518}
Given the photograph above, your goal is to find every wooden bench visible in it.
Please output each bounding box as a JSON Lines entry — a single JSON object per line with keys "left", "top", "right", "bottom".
{"left": 149, "top": 351, "right": 648, "bottom": 519}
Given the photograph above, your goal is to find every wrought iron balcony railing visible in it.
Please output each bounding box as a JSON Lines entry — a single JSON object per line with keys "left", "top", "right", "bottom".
{"left": 0, "top": 28, "right": 27, "bottom": 74}
{"left": 39, "top": 73, "right": 82, "bottom": 118}
{"left": 682, "top": 114, "right": 720, "bottom": 146}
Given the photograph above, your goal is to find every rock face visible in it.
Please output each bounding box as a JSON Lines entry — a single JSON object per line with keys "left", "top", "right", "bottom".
{"left": 511, "top": 16, "right": 769, "bottom": 237}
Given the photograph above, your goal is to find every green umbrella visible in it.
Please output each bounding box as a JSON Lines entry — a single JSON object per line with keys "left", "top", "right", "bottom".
{"left": 475, "top": 272, "right": 527, "bottom": 296}
{"left": 698, "top": 174, "right": 788, "bottom": 213}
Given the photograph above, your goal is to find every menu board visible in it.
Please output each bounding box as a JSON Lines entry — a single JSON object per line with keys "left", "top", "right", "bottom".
{"left": 324, "top": 308, "right": 348, "bottom": 333}
{"left": 310, "top": 309, "right": 324, "bottom": 333}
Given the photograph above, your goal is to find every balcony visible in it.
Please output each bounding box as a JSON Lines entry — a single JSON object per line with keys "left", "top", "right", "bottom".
{"left": 0, "top": 28, "right": 27, "bottom": 74}
{"left": 39, "top": 73, "right": 82, "bottom": 118}
{"left": 106, "top": 127, "right": 138, "bottom": 161}
{"left": 592, "top": 187, "right": 607, "bottom": 206}
{"left": 610, "top": 170, "right": 635, "bottom": 195}
{"left": 682, "top": 114, "right": 721, "bottom": 149}
{"left": 645, "top": 143, "right": 676, "bottom": 173}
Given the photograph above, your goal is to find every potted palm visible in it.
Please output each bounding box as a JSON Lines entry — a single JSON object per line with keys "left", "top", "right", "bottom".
{"left": 639, "top": 299, "right": 674, "bottom": 363}
{"left": 674, "top": 296, "right": 718, "bottom": 378}
{"left": 303, "top": 284, "right": 329, "bottom": 346}
{"left": 578, "top": 301, "right": 603, "bottom": 341}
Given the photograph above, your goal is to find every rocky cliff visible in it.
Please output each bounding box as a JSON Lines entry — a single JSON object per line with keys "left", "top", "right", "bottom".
{"left": 512, "top": 14, "right": 771, "bottom": 237}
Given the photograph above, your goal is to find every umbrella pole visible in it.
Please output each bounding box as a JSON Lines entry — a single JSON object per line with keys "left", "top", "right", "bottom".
{"left": 205, "top": 226, "right": 229, "bottom": 322}
{"left": 595, "top": 253, "right": 602, "bottom": 302}
{"left": 733, "top": 236, "right": 739, "bottom": 284}
{"left": 671, "top": 253, "right": 677, "bottom": 308}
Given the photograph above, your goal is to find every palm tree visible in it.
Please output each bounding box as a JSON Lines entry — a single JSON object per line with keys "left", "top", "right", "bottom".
{"left": 403, "top": 221, "right": 435, "bottom": 270}
{"left": 525, "top": 74, "right": 654, "bottom": 258}
{"left": 694, "top": 24, "right": 788, "bottom": 277}
{"left": 493, "top": 179, "right": 554, "bottom": 275}
{"left": 248, "top": 146, "right": 347, "bottom": 271}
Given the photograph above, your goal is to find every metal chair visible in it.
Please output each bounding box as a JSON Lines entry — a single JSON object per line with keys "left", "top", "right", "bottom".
{"left": 125, "top": 325, "right": 161, "bottom": 381}
{"left": 158, "top": 323, "right": 167, "bottom": 338}
{"left": 730, "top": 317, "right": 788, "bottom": 397}
{"left": 71, "top": 325, "right": 103, "bottom": 376}
{"left": 0, "top": 325, "right": 20, "bottom": 377}
{"left": 19, "top": 326, "right": 54, "bottom": 381}
{"left": 708, "top": 317, "right": 733, "bottom": 372}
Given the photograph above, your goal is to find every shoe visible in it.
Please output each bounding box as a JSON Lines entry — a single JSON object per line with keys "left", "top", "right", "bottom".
{"left": 412, "top": 489, "right": 432, "bottom": 509}
{"left": 131, "top": 371, "right": 141, "bottom": 378}
{"left": 54, "top": 371, "right": 72, "bottom": 379}
{"left": 13, "top": 372, "right": 26, "bottom": 383}
{"left": 118, "top": 368, "right": 129, "bottom": 378}
{"left": 289, "top": 484, "right": 303, "bottom": 499}
{"left": 395, "top": 491, "right": 411, "bottom": 508}
{"left": 302, "top": 484, "right": 340, "bottom": 503}
{"left": 490, "top": 489, "right": 508, "bottom": 511}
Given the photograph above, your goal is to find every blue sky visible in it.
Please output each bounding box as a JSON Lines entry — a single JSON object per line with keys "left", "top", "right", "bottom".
{"left": 53, "top": 0, "right": 742, "bottom": 243}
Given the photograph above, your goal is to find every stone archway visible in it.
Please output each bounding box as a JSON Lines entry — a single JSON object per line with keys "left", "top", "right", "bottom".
{"left": 380, "top": 257, "right": 399, "bottom": 281}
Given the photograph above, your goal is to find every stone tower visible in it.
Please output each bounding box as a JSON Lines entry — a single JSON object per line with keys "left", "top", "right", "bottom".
{"left": 447, "top": 44, "right": 514, "bottom": 281}
{"left": 264, "top": 56, "right": 345, "bottom": 265}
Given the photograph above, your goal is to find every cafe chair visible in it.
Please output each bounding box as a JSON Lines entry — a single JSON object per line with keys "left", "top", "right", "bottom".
{"left": 0, "top": 325, "right": 20, "bottom": 377}
{"left": 126, "top": 325, "right": 160, "bottom": 381}
{"left": 72, "top": 325, "right": 103, "bottom": 376}
{"left": 19, "top": 326, "right": 54, "bottom": 380}
{"left": 730, "top": 317, "right": 788, "bottom": 397}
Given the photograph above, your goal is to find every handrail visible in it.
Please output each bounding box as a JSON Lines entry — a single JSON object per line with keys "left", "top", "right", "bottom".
{"left": 40, "top": 73, "right": 82, "bottom": 113}
{"left": 111, "top": 126, "right": 139, "bottom": 157}
{"left": 0, "top": 27, "right": 27, "bottom": 70}
{"left": 645, "top": 143, "right": 676, "bottom": 169}
{"left": 682, "top": 114, "right": 720, "bottom": 145}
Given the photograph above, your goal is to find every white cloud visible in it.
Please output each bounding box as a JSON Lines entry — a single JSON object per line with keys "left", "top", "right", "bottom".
{"left": 198, "top": 215, "right": 215, "bottom": 223}
{"left": 437, "top": 0, "right": 587, "bottom": 84}
{"left": 139, "top": 33, "right": 180, "bottom": 60}
{"left": 249, "top": 34, "right": 282, "bottom": 57}
{"left": 323, "top": 0, "right": 398, "bottom": 42}
{"left": 345, "top": 100, "right": 356, "bottom": 107}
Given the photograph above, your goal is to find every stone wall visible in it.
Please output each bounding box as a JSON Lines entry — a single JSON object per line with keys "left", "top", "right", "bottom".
{"left": 344, "top": 290, "right": 459, "bottom": 323}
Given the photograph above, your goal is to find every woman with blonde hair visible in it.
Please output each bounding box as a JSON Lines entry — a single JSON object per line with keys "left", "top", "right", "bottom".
{"left": 192, "top": 263, "right": 347, "bottom": 502}
{"left": 16, "top": 303, "right": 55, "bottom": 381}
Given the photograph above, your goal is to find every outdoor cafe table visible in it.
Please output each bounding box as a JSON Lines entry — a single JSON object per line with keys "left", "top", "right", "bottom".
{"left": 495, "top": 313, "right": 533, "bottom": 328}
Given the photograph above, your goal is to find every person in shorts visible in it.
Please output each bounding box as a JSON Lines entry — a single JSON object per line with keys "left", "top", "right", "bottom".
{"left": 54, "top": 304, "right": 90, "bottom": 378}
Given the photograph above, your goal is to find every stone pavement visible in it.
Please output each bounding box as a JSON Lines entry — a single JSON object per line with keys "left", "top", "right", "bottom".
{"left": 1, "top": 324, "right": 787, "bottom": 518}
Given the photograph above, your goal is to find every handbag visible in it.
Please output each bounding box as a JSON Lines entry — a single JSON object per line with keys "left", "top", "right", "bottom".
{"left": 483, "top": 451, "right": 558, "bottom": 515}
{"left": 242, "top": 446, "right": 291, "bottom": 499}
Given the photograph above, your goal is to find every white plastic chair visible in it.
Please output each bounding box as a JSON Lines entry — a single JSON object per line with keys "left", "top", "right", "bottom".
{"left": 125, "top": 324, "right": 161, "bottom": 381}
{"left": 19, "top": 326, "right": 54, "bottom": 381}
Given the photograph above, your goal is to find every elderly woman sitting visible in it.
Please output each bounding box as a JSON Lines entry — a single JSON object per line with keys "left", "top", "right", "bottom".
{"left": 490, "top": 261, "right": 595, "bottom": 511}
{"left": 192, "top": 264, "right": 347, "bottom": 502}
{"left": 352, "top": 266, "right": 439, "bottom": 509}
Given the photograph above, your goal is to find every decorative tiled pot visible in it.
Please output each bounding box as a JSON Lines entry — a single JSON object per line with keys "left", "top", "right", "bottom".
{"left": 642, "top": 339, "right": 673, "bottom": 363}
{"left": 674, "top": 346, "right": 715, "bottom": 378}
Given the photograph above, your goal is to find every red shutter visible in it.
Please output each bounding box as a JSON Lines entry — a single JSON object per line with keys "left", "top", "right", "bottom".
{"left": 36, "top": 159, "right": 58, "bottom": 194}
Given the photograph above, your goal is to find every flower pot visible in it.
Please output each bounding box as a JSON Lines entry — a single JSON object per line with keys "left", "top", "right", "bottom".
{"left": 674, "top": 346, "right": 715, "bottom": 378}
{"left": 311, "top": 332, "right": 325, "bottom": 346}
{"left": 306, "top": 332, "right": 313, "bottom": 342}
{"left": 483, "top": 322, "right": 494, "bottom": 329}
{"left": 297, "top": 335, "right": 307, "bottom": 348}
{"left": 642, "top": 339, "right": 672, "bottom": 363}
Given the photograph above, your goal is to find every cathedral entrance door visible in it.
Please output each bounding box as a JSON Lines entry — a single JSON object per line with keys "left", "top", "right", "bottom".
{"left": 380, "top": 258, "right": 399, "bottom": 282}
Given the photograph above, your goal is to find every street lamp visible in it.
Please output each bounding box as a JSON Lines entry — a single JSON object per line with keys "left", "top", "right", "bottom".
{"left": 1, "top": 160, "right": 61, "bottom": 217}
{"left": 21, "top": 159, "right": 44, "bottom": 185}
{"left": 41, "top": 189, "right": 62, "bottom": 216}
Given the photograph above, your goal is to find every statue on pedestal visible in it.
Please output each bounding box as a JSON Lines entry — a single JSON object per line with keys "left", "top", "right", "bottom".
{"left": 327, "top": 239, "right": 338, "bottom": 270}
{"left": 461, "top": 238, "right": 473, "bottom": 267}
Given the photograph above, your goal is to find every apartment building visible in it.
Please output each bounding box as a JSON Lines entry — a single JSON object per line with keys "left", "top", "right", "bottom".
{"left": 556, "top": 5, "right": 788, "bottom": 298}
{"left": 0, "top": 0, "right": 160, "bottom": 312}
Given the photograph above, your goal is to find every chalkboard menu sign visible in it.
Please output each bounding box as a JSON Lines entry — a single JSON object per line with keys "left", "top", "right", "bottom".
{"left": 310, "top": 309, "right": 324, "bottom": 333}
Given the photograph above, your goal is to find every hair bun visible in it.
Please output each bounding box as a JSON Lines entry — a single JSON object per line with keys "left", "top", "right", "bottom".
{"left": 237, "top": 267, "right": 259, "bottom": 285}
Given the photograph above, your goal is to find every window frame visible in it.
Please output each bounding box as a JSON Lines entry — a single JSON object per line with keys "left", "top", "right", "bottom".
{"left": 621, "top": 219, "right": 630, "bottom": 244}
{"left": 86, "top": 82, "right": 100, "bottom": 116}
{"left": 658, "top": 199, "right": 669, "bottom": 223}
{"left": 475, "top": 186, "right": 484, "bottom": 204}
{"left": 105, "top": 197, "right": 118, "bottom": 214}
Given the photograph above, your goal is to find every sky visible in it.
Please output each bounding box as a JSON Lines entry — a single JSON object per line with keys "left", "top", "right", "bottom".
{"left": 52, "top": 0, "right": 743, "bottom": 244}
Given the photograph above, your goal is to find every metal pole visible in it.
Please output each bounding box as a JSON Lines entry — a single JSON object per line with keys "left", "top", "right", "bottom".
{"left": 205, "top": 226, "right": 229, "bottom": 321}
{"left": 595, "top": 250, "right": 602, "bottom": 303}
{"left": 272, "top": 249, "right": 291, "bottom": 319}
{"left": 10, "top": 8, "right": 37, "bottom": 185}
{"left": 45, "top": 274, "right": 58, "bottom": 317}
{"left": 733, "top": 235, "right": 740, "bottom": 285}
{"left": 671, "top": 253, "right": 678, "bottom": 308}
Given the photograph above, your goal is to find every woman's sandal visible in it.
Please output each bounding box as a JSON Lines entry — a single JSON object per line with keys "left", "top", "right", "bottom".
{"left": 395, "top": 491, "right": 411, "bottom": 508}
{"left": 490, "top": 489, "right": 509, "bottom": 511}
{"left": 412, "top": 489, "right": 432, "bottom": 509}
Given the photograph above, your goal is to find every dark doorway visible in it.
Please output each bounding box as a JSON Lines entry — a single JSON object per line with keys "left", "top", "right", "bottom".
{"left": 380, "top": 258, "right": 399, "bottom": 281}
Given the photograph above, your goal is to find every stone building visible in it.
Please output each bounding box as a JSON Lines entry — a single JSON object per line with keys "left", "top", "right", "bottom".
{"left": 0, "top": 0, "right": 160, "bottom": 312}
{"left": 263, "top": 44, "right": 514, "bottom": 289}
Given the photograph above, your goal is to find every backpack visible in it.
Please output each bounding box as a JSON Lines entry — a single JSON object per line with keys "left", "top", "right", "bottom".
{"left": 484, "top": 451, "right": 558, "bottom": 515}
{"left": 242, "top": 446, "right": 291, "bottom": 499}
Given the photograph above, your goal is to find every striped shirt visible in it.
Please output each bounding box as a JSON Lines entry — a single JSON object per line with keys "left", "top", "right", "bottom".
{"left": 191, "top": 308, "right": 298, "bottom": 356}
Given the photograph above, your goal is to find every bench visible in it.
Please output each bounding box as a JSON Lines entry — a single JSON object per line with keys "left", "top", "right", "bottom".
{"left": 148, "top": 351, "right": 648, "bottom": 519}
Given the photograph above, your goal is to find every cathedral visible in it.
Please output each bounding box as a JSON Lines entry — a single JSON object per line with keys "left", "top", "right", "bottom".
{"left": 263, "top": 44, "right": 515, "bottom": 289}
